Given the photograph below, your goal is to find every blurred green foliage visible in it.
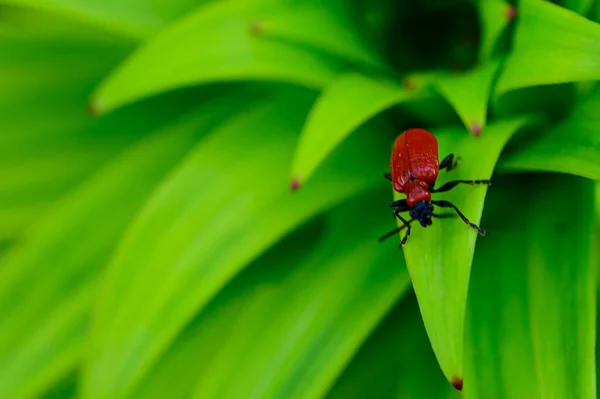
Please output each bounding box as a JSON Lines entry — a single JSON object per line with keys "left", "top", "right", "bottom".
{"left": 1, "top": 0, "right": 599, "bottom": 398}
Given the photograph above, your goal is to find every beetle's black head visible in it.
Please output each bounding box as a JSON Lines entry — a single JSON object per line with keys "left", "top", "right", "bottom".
{"left": 409, "top": 201, "right": 434, "bottom": 227}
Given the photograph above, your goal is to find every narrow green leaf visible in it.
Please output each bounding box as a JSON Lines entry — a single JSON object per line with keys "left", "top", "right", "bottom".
{"left": 326, "top": 292, "right": 459, "bottom": 399}
{"left": 478, "top": 0, "right": 514, "bottom": 61}
{"left": 433, "top": 61, "right": 501, "bottom": 136}
{"left": 258, "top": 3, "right": 385, "bottom": 69}
{"left": 0, "top": 0, "right": 161, "bottom": 39}
{"left": 172, "top": 191, "right": 410, "bottom": 399}
{"left": 495, "top": 0, "right": 600, "bottom": 95}
{"left": 464, "top": 174, "right": 596, "bottom": 398}
{"left": 499, "top": 89, "right": 600, "bottom": 179}
{"left": 291, "top": 72, "right": 424, "bottom": 188}
{"left": 91, "top": 2, "right": 344, "bottom": 115}
{"left": 84, "top": 95, "right": 389, "bottom": 399}
{"left": 0, "top": 106, "right": 230, "bottom": 399}
{"left": 397, "top": 118, "right": 531, "bottom": 388}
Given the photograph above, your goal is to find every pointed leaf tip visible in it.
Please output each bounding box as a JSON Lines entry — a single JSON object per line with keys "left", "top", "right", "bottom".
{"left": 451, "top": 377, "right": 464, "bottom": 391}
{"left": 87, "top": 99, "right": 100, "bottom": 116}
{"left": 506, "top": 5, "right": 517, "bottom": 21}
{"left": 290, "top": 177, "right": 302, "bottom": 191}
{"left": 248, "top": 21, "right": 265, "bottom": 36}
{"left": 470, "top": 122, "right": 482, "bottom": 136}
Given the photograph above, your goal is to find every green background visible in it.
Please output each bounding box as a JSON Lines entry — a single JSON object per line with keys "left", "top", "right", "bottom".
{"left": 1, "top": 0, "right": 600, "bottom": 398}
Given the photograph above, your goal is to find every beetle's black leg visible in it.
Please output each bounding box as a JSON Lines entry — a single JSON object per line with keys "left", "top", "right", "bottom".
{"left": 431, "top": 200, "right": 487, "bottom": 235}
{"left": 439, "top": 154, "right": 461, "bottom": 172}
{"left": 384, "top": 172, "right": 392, "bottom": 181}
{"left": 378, "top": 221, "right": 412, "bottom": 243}
{"left": 431, "top": 179, "right": 491, "bottom": 193}
{"left": 389, "top": 199, "right": 409, "bottom": 211}
{"left": 394, "top": 212, "right": 413, "bottom": 247}
{"left": 379, "top": 199, "right": 414, "bottom": 245}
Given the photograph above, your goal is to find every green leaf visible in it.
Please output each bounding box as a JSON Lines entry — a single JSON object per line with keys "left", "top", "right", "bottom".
{"left": 90, "top": 1, "right": 344, "bottom": 115}
{"left": 499, "top": 89, "right": 600, "bottom": 180}
{"left": 326, "top": 292, "right": 459, "bottom": 399}
{"left": 433, "top": 61, "right": 502, "bottom": 136}
{"left": 397, "top": 118, "right": 531, "bottom": 388}
{"left": 0, "top": 7, "right": 139, "bottom": 238}
{"left": 478, "top": 0, "right": 515, "bottom": 61}
{"left": 258, "top": 3, "right": 385, "bottom": 69}
{"left": 556, "top": 0, "right": 595, "bottom": 15}
{"left": 0, "top": 105, "right": 230, "bottom": 399}
{"left": 290, "top": 72, "right": 425, "bottom": 188}
{"left": 0, "top": 0, "right": 161, "bottom": 39}
{"left": 83, "top": 95, "right": 390, "bottom": 399}
{"left": 131, "top": 190, "right": 409, "bottom": 399}
{"left": 464, "top": 174, "right": 596, "bottom": 398}
{"left": 180, "top": 191, "right": 411, "bottom": 399}
{"left": 495, "top": 0, "right": 600, "bottom": 95}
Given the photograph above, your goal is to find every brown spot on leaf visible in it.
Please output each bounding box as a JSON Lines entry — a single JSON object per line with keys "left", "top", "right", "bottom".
{"left": 86, "top": 100, "right": 99, "bottom": 116}
{"left": 451, "top": 376, "right": 463, "bottom": 391}
{"left": 402, "top": 78, "right": 417, "bottom": 91}
{"left": 249, "top": 21, "right": 265, "bottom": 35}
{"left": 290, "top": 177, "right": 302, "bottom": 192}
{"left": 506, "top": 5, "right": 517, "bottom": 21}
{"left": 470, "top": 122, "right": 482, "bottom": 137}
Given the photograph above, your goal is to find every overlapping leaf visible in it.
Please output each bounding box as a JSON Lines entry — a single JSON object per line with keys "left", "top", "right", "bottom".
{"left": 160, "top": 191, "right": 410, "bottom": 399}
{"left": 398, "top": 118, "right": 531, "bottom": 387}
{"left": 432, "top": 61, "right": 501, "bottom": 136}
{"left": 464, "top": 174, "right": 596, "bottom": 398}
{"left": 500, "top": 89, "right": 600, "bottom": 179}
{"left": 84, "top": 94, "right": 390, "bottom": 399}
{"left": 290, "top": 72, "right": 426, "bottom": 188}
{"left": 90, "top": 1, "right": 345, "bottom": 115}
{"left": 496, "top": 0, "right": 600, "bottom": 95}
{"left": 326, "top": 293, "right": 459, "bottom": 399}
{"left": 258, "top": 3, "right": 385, "bottom": 69}
{"left": 0, "top": 104, "right": 231, "bottom": 399}
{"left": 0, "top": 8, "right": 135, "bottom": 238}
{"left": 0, "top": 0, "right": 160, "bottom": 39}
{"left": 478, "top": 0, "right": 514, "bottom": 61}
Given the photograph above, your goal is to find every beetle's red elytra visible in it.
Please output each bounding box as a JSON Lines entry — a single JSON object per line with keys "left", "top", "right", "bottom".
{"left": 380, "top": 128, "right": 490, "bottom": 247}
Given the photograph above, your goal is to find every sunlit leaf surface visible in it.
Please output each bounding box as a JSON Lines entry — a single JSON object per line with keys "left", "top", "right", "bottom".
{"left": 398, "top": 118, "right": 531, "bottom": 387}
{"left": 84, "top": 94, "right": 390, "bottom": 399}
{"left": 496, "top": 0, "right": 600, "bottom": 94}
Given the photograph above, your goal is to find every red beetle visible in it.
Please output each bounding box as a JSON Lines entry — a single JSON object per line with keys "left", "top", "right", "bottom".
{"left": 380, "top": 128, "right": 490, "bottom": 247}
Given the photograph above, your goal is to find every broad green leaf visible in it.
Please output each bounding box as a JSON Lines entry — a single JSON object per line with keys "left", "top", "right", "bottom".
{"left": 0, "top": 0, "right": 161, "bottom": 39}
{"left": 258, "top": 3, "right": 385, "bottom": 69}
{"left": 464, "top": 174, "right": 596, "bottom": 398}
{"left": 433, "top": 61, "right": 501, "bottom": 136}
{"left": 499, "top": 89, "right": 600, "bottom": 180}
{"left": 0, "top": 104, "right": 232, "bottom": 399}
{"left": 175, "top": 190, "right": 410, "bottom": 399}
{"left": 290, "top": 72, "right": 425, "bottom": 188}
{"left": 478, "top": 0, "right": 515, "bottom": 61}
{"left": 90, "top": 1, "right": 344, "bottom": 115}
{"left": 397, "top": 118, "right": 531, "bottom": 388}
{"left": 326, "top": 292, "right": 459, "bottom": 399}
{"left": 131, "top": 191, "right": 406, "bottom": 399}
{"left": 84, "top": 95, "right": 389, "bottom": 399}
{"left": 495, "top": 0, "right": 600, "bottom": 95}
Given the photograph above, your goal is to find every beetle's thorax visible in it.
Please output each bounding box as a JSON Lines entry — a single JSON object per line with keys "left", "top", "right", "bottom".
{"left": 406, "top": 179, "right": 431, "bottom": 207}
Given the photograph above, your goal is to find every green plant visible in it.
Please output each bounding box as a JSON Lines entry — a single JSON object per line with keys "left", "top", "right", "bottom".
{"left": 1, "top": 0, "right": 599, "bottom": 398}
